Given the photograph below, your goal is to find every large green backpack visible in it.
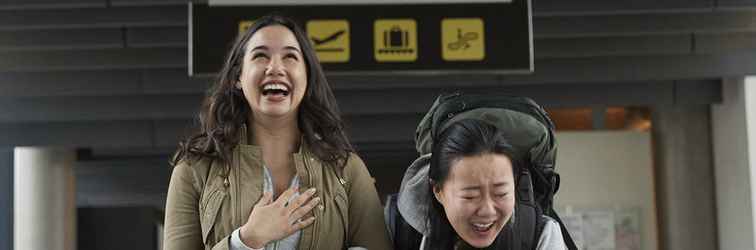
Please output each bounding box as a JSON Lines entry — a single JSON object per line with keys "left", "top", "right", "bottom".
{"left": 388, "top": 93, "right": 578, "bottom": 250}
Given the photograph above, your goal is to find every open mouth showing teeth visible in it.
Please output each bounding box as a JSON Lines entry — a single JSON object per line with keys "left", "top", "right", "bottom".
{"left": 261, "top": 83, "right": 290, "bottom": 96}
{"left": 472, "top": 222, "right": 494, "bottom": 232}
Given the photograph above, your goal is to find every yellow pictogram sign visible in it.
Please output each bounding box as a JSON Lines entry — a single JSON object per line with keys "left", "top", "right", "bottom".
{"left": 441, "top": 18, "right": 485, "bottom": 61}
{"left": 238, "top": 20, "right": 255, "bottom": 37}
{"left": 374, "top": 19, "right": 417, "bottom": 62}
{"left": 307, "top": 20, "right": 350, "bottom": 63}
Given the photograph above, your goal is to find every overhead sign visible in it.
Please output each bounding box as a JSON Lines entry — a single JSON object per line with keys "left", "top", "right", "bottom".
{"left": 190, "top": 0, "right": 532, "bottom": 76}
{"left": 307, "top": 20, "right": 351, "bottom": 63}
{"left": 441, "top": 18, "right": 485, "bottom": 61}
{"left": 374, "top": 19, "right": 418, "bottom": 62}
{"left": 210, "top": 0, "right": 513, "bottom": 5}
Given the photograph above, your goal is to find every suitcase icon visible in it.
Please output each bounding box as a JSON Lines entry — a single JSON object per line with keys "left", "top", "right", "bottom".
{"left": 384, "top": 26, "right": 409, "bottom": 48}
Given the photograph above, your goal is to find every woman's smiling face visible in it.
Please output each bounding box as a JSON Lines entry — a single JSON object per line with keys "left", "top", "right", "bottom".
{"left": 433, "top": 153, "right": 516, "bottom": 248}
{"left": 237, "top": 25, "right": 308, "bottom": 119}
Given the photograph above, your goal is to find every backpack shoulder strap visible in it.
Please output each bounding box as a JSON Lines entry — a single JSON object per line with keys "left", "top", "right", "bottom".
{"left": 384, "top": 194, "right": 398, "bottom": 242}
{"left": 514, "top": 169, "right": 542, "bottom": 250}
{"left": 386, "top": 194, "right": 423, "bottom": 250}
{"left": 546, "top": 210, "right": 579, "bottom": 250}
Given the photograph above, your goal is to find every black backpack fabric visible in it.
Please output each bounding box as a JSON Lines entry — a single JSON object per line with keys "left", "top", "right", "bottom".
{"left": 387, "top": 93, "right": 578, "bottom": 250}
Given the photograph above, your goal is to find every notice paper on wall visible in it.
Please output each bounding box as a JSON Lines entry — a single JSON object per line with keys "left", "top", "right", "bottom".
{"left": 583, "top": 211, "right": 616, "bottom": 249}
{"left": 559, "top": 207, "right": 641, "bottom": 250}
{"left": 560, "top": 213, "right": 585, "bottom": 249}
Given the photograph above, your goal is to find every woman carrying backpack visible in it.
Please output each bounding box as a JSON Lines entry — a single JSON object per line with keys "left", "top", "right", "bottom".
{"left": 386, "top": 93, "right": 575, "bottom": 250}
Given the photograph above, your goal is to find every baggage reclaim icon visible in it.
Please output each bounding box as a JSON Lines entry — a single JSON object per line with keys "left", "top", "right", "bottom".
{"left": 374, "top": 19, "right": 417, "bottom": 62}
{"left": 380, "top": 26, "right": 413, "bottom": 54}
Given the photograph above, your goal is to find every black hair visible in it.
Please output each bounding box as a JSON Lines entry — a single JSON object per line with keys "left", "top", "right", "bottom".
{"left": 426, "top": 119, "right": 521, "bottom": 250}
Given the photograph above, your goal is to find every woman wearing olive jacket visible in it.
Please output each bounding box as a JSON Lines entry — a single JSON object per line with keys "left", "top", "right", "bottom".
{"left": 163, "top": 14, "right": 391, "bottom": 250}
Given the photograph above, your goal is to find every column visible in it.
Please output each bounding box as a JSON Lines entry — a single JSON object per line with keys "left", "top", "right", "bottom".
{"left": 711, "top": 77, "right": 756, "bottom": 250}
{"left": 13, "top": 147, "right": 76, "bottom": 250}
{"left": 652, "top": 103, "right": 718, "bottom": 250}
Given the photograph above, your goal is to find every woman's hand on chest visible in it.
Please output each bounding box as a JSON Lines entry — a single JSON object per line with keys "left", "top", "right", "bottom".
{"left": 238, "top": 186, "right": 320, "bottom": 248}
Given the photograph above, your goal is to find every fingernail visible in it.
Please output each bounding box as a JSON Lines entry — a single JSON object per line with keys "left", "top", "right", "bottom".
{"left": 314, "top": 197, "right": 321, "bottom": 202}
{"left": 308, "top": 188, "right": 316, "bottom": 194}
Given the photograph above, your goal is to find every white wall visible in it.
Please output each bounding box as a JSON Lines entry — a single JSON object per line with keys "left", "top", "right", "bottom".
{"left": 712, "top": 77, "right": 756, "bottom": 250}
{"left": 554, "top": 131, "right": 658, "bottom": 250}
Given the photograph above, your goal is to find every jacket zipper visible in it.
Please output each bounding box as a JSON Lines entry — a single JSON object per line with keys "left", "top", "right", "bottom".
{"left": 333, "top": 195, "right": 348, "bottom": 245}
{"left": 302, "top": 154, "right": 319, "bottom": 250}
{"left": 234, "top": 149, "right": 242, "bottom": 227}
{"left": 311, "top": 213, "right": 319, "bottom": 250}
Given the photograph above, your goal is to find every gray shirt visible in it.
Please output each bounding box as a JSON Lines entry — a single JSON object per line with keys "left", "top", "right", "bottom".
{"left": 230, "top": 166, "right": 301, "bottom": 250}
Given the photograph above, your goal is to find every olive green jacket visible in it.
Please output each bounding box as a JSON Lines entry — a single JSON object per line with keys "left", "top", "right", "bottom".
{"left": 163, "top": 130, "right": 392, "bottom": 250}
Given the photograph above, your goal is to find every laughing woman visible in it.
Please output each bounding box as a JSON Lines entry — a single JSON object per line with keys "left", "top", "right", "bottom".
{"left": 387, "top": 93, "right": 573, "bottom": 250}
{"left": 419, "top": 120, "right": 567, "bottom": 250}
{"left": 163, "top": 14, "right": 391, "bottom": 250}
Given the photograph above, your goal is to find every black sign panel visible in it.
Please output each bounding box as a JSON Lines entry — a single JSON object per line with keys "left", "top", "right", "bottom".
{"left": 190, "top": 1, "right": 532, "bottom": 76}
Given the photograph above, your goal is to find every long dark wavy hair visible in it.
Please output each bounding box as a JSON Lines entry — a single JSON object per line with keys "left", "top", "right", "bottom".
{"left": 427, "top": 119, "right": 521, "bottom": 250}
{"left": 171, "top": 14, "right": 353, "bottom": 169}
